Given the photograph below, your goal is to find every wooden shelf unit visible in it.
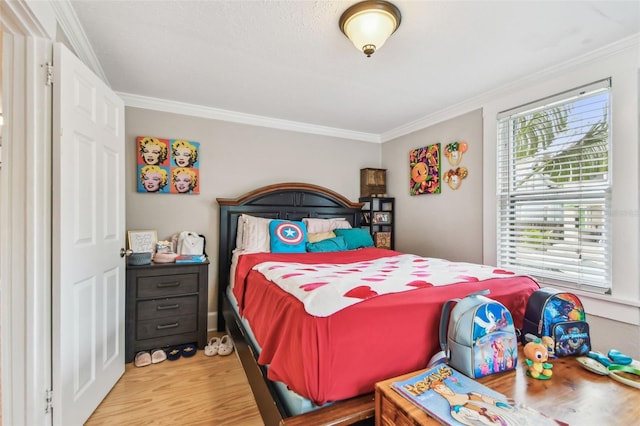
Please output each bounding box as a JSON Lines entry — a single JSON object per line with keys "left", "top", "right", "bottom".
{"left": 359, "top": 196, "right": 395, "bottom": 250}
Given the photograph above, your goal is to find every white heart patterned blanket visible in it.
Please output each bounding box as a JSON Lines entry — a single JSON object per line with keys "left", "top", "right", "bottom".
{"left": 252, "top": 254, "right": 516, "bottom": 317}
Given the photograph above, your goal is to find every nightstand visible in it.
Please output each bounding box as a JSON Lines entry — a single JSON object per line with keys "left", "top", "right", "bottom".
{"left": 125, "top": 261, "right": 209, "bottom": 363}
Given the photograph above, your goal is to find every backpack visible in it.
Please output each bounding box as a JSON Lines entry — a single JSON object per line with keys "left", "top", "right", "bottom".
{"left": 439, "top": 289, "right": 518, "bottom": 378}
{"left": 520, "top": 287, "right": 590, "bottom": 357}
{"left": 172, "top": 231, "right": 207, "bottom": 256}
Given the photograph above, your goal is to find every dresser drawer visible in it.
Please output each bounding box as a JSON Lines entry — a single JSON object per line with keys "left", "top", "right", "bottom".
{"left": 136, "top": 273, "right": 198, "bottom": 298}
{"left": 378, "top": 394, "right": 420, "bottom": 426}
{"left": 137, "top": 295, "right": 198, "bottom": 321}
{"left": 136, "top": 314, "right": 197, "bottom": 340}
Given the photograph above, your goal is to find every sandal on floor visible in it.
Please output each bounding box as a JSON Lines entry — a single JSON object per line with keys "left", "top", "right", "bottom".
{"left": 134, "top": 351, "right": 151, "bottom": 367}
{"left": 151, "top": 348, "right": 167, "bottom": 364}
{"left": 181, "top": 343, "right": 197, "bottom": 358}
{"left": 166, "top": 346, "right": 182, "bottom": 361}
{"left": 218, "top": 335, "right": 234, "bottom": 356}
{"left": 204, "top": 337, "right": 220, "bottom": 357}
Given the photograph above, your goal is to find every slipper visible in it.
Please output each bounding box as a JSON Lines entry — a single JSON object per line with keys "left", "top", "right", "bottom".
{"left": 181, "top": 343, "right": 197, "bottom": 358}
{"left": 218, "top": 335, "right": 234, "bottom": 356}
{"left": 204, "top": 337, "right": 220, "bottom": 357}
{"left": 151, "top": 348, "right": 167, "bottom": 364}
{"left": 608, "top": 349, "right": 632, "bottom": 366}
{"left": 166, "top": 346, "right": 182, "bottom": 361}
{"left": 134, "top": 351, "right": 151, "bottom": 367}
{"left": 587, "top": 351, "right": 612, "bottom": 367}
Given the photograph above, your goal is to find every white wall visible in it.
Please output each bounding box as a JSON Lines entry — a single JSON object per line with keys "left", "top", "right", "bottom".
{"left": 384, "top": 37, "right": 640, "bottom": 359}
{"left": 482, "top": 38, "right": 640, "bottom": 357}
{"left": 124, "top": 107, "right": 381, "bottom": 327}
{"left": 381, "top": 109, "right": 484, "bottom": 263}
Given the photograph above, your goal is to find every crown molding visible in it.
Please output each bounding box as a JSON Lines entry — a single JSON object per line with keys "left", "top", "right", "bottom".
{"left": 118, "top": 92, "right": 381, "bottom": 143}
{"left": 1, "top": 0, "right": 50, "bottom": 37}
{"left": 381, "top": 33, "right": 640, "bottom": 143}
{"left": 46, "top": 0, "right": 638, "bottom": 145}
{"left": 50, "top": 0, "right": 110, "bottom": 85}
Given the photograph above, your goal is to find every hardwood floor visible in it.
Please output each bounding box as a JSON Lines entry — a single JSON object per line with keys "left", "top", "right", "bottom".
{"left": 86, "top": 334, "right": 263, "bottom": 425}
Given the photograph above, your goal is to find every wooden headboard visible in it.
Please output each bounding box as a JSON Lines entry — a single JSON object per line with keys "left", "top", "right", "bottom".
{"left": 216, "top": 182, "right": 363, "bottom": 330}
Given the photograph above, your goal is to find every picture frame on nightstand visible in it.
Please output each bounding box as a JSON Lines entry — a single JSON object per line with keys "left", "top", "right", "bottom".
{"left": 127, "top": 229, "right": 157, "bottom": 253}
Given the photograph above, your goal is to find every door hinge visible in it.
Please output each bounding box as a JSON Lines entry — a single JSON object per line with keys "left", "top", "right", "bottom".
{"left": 44, "top": 62, "right": 53, "bottom": 86}
{"left": 45, "top": 388, "right": 53, "bottom": 414}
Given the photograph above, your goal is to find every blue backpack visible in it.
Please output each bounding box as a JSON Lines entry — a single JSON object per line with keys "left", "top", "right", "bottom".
{"left": 520, "top": 287, "right": 590, "bottom": 357}
{"left": 439, "top": 290, "right": 518, "bottom": 378}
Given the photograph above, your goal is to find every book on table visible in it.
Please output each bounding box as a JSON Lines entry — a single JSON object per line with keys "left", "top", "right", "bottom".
{"left": 391, "top": 364, "right": 567, "bottom": 426}
{"left": 175, "top": 254, "right": 206, "bottom": 263}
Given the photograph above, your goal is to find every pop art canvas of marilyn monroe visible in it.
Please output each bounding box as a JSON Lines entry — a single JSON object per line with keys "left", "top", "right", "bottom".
{"left": 136, "top": 136, "right": 200, "bottom": 194}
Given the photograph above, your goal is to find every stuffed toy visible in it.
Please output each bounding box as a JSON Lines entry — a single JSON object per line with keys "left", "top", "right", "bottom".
{"left": 524, "top": 340, "right": 554, "bottom": 380}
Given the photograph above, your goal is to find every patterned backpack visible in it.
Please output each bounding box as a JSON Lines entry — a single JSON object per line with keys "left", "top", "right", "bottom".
{"left": 520, "top": 287, "right": 590, "bottom": 357}
{"left": 439, "top": 290, "right": 518, "bottom": 378}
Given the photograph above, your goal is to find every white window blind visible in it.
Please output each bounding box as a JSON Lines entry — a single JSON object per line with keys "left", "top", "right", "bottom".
{"left": 496, "top": 79, "right": 611, "bottom": 292}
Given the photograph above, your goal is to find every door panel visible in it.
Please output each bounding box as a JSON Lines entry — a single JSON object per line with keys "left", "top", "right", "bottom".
{"left": 52, "top": 42, "right": 125, "bottom": 425}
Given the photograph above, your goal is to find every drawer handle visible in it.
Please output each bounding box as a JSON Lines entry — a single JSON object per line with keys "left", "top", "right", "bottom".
{"left": 156, "top": 322, "right": 179, "bottom": 330}
{"left": 156, "top": 281, "right": 180, "bottom": 288}
{"left": 157, "top": 304, "right": 180, "bottom": 311}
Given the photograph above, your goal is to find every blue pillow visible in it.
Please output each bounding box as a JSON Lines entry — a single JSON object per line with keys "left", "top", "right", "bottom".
{"left": 306, "top": 236, "right": 348, "bottom": 253}
{"left": 269, "top": 220, "right": 308, "bottom": 253}
{"left": 333, "top": 228, "right": 374, "bottom": 250}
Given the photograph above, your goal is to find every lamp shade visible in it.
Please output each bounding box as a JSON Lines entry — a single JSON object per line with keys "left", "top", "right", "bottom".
{"left": 340, "top": 1, "right": 401, "bottom": 57}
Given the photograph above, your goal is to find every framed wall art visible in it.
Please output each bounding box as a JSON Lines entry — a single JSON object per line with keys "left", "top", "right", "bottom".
{"left": 409, "top": 143, "right": 441, "bottom": 196}
{"left": 127, "top": 230, "right": 157, "bottom": 253}
{"left": 374, "top": 231, "right": 392, "bottom": 249}
{"left": 137, "top": 136, "right": 201, "bottom": 194}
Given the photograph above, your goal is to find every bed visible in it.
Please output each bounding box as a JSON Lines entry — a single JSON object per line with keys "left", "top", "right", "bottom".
{"left": 216, "top": 182, "right": 539, "bottom": 425}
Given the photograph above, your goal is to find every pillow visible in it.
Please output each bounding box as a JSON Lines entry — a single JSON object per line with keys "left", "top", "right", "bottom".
{"left": 269, "top": 220, "right": 308, "bottom": 253}
{"left": 240, "top": 214, "right": 272, "bottom": 253}
{"left": 333, "top": 228, "right": 374, "bottom": 250}
{"left": 235, "top": 215, "right": 245, "bottom": 250}
{"left": 331, "top": 219, "right": 352, "bottom": 230}
{"left": 307, "top": 231, "right": 336, "bottom": 243}
{"left": 306, "top": 236, "right": 348, "bottom": 253}
{"left": 302, "top": 218, "right": 351, "bottom": 233}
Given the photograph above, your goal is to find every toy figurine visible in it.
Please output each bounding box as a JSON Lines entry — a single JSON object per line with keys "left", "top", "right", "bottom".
{"left": 541, "top": 335, "right": 556, "bottom": 359}
{"left": 524, "top": 340, "right": 554, "bottom": 380}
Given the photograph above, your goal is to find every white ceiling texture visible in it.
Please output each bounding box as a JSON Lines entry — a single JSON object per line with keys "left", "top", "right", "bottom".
{"left": 68, "top": 0, "right": 640, "bottom": 142}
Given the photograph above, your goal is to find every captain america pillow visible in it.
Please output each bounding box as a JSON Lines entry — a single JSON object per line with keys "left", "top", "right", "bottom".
{"left": 269, "top": 220, "right": 308, "bottom": 253}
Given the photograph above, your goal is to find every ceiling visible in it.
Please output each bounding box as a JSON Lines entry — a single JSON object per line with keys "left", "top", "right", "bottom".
{"left": 68, "top": 0, "right": 639, "bottom": 141}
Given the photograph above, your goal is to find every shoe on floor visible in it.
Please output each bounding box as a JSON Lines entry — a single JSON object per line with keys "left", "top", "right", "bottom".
{"left": 608, "top": 349, "right": 632, "bottom": 365}
{"left": 218, "top": 335, "right": 234, "bottom": 356}
{"left": 181, "top": 343, "right": 197, "bottom": 358}
{"left": 166, "top": 346, "right": 182, "bottom": 361}
{"left": 151, "top": 348, "right": 167, "bottom": 364}
{"left": 134, "top": 351, "right": 151, "bottom": 367}
{"left": 204, "top": 337, "right": 220, "bottom": 357}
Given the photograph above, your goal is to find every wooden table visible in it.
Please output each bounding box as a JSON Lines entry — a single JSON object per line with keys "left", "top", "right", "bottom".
{"left": 375, "top": 349, "right": 639, "bottom": 425}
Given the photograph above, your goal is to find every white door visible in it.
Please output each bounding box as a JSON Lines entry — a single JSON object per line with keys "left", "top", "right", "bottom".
{"left": 51, "top": 42, "right": 126, "bottom": 425}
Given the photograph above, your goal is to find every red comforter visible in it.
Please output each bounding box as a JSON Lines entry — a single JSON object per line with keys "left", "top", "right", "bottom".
{"left": 233, "top": 248, "right": 538, "bottom": 406}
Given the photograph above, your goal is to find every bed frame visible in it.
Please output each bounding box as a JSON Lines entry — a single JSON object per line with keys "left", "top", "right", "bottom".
{"left": 216, "top": 182, "right": 375, "bottom": 426}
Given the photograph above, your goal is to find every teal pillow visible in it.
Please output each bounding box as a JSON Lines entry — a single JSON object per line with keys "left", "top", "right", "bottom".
{"left": 333, "top": 228, "right": 374, "bottom": 250}
{"left": 306, "top": 236, "right": 348, "bottom": 253}
{"left": 269, "top": 220, "right": 308, "bottom": 253}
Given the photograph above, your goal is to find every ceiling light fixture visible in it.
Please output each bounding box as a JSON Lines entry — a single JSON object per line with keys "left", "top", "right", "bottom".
{"left": 339, "top": 0, "right": 401, "bottom": 58}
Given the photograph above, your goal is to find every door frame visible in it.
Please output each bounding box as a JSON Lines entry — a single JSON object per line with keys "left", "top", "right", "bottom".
{"left": 1, "top": 2, "right": 53, "bottom": 425}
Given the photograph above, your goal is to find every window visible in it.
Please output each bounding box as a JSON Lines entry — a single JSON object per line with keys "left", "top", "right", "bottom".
{"left": 496, "top": 79, "right": 611, "bottom": 292}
